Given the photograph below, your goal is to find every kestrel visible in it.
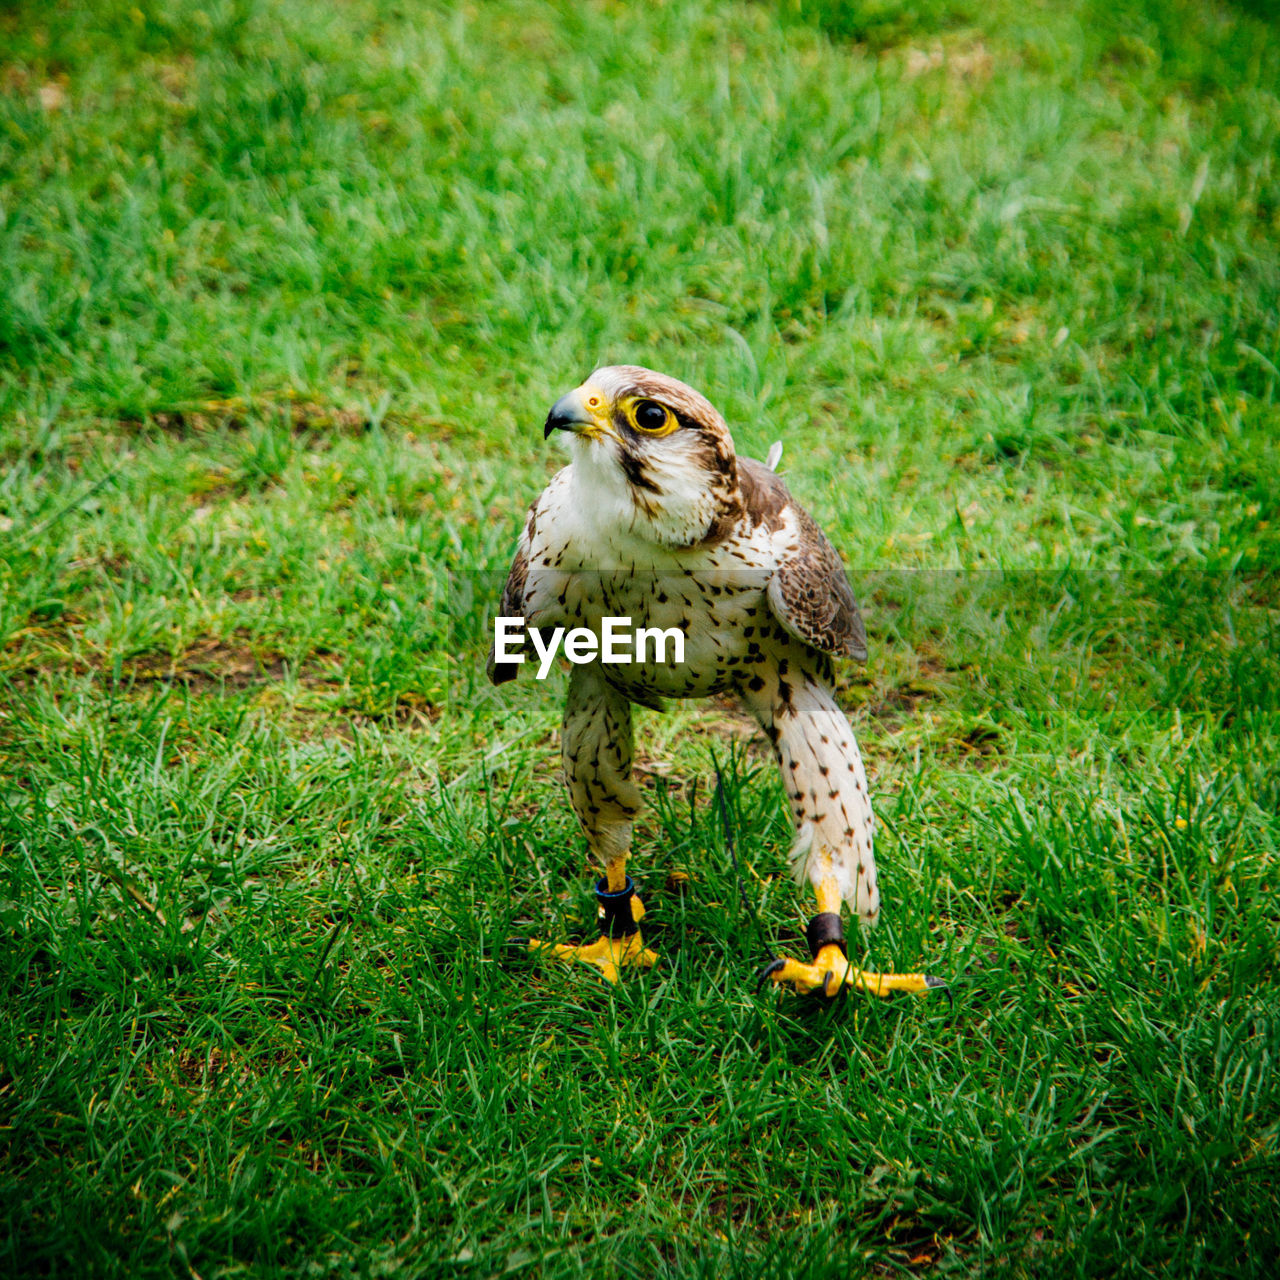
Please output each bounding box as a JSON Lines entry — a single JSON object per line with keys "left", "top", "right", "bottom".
{"left": 489, "top": 366, "right": 944, "bottom": 997}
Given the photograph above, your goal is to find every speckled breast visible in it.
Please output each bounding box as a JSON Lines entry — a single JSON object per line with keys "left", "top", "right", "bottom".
{"left": 529, "top": 566, "right": 782, "bottom": 700}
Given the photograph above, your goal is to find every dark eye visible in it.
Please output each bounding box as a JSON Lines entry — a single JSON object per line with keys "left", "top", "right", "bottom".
{"left": 634, "top": 400, "right": 669, "bottom": 431}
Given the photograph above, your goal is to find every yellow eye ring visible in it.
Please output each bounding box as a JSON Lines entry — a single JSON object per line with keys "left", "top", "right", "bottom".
{"left": 631, "top": 399, "right": 673, "bottom": 433}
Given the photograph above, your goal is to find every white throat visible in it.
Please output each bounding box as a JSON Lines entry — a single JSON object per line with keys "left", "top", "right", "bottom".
{"left": 565, "top": 435, "right": 724, "bottom": 554}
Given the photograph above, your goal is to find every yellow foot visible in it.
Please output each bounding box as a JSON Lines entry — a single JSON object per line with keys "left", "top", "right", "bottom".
{"left": 761, "top": 944, "right": 948, "bottom": 999}
{"left": 527, "top": 931, "right": 658, "bottom": 984}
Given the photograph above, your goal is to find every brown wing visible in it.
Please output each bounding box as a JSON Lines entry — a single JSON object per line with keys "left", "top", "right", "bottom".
{"left": 738, "top": 458, "right": 867, "bottom": 661}
{"left": 486, "top": 501, "right": 537, "bottom": 685}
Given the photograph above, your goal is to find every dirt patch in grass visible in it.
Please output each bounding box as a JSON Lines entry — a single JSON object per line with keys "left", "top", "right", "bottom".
{"left": 867, "top": 681, "right": 937, "bottom": 732}
{"left": 139, "top": 398, "right": 459, "bottom": 441}
{"left": 704, "top": 694, "right": 773, "bottom": 760}
{"left": 14, "top": 630, "right": 342, "bottom": 694}
{"left": 116, "top": 638, "right": 442, "bottom": 726}
{"left": 344, "top": 691, "right": 441, "bottom": 728}
{"left": 138, "top": 401, "right": 368, "bottom": 437}
{"left": 2, "top": 623, "right": 358, "bottom": 713}
{"left": 115, "top": 636, "right": 291, "bottom": 689}
{"left": 859, "top": 652, "right": 952, "bottom": 733}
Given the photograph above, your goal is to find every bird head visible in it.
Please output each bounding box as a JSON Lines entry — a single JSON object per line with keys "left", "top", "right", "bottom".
{"left": 544, "top": 365, "right": 740, "bottom": 547}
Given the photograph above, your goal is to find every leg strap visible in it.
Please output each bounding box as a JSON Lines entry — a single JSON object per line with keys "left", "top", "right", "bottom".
{"left": 805, "top": 911, "right": 846, "bottom": 959}
{"left": 595, "top": 876, "right": 639, "bottom": 939}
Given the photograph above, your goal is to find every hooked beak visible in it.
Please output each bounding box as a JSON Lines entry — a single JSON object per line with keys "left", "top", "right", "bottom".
{"left": 544, "top": 387, "right": 604, "bottom": 440}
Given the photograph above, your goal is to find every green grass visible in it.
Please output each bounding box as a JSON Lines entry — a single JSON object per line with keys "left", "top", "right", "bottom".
{"left": 2, "top": 0, "right": 1279, "bottom": 1275}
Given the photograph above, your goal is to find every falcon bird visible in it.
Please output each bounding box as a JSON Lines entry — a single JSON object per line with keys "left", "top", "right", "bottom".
{"left": 488, "top": 366, "right": 943, "bottom": 997}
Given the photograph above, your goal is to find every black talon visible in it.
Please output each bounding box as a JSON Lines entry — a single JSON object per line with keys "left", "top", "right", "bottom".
{"left": 924, "top": 974, "right": 955, "bottom": 1008}
{"left": 756, "top": 956, "right": 786, "bottom": 993}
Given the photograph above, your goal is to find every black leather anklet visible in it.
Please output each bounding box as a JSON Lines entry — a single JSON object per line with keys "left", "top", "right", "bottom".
{"left": 805, "top": 911, "right": 846, "bottom": 959}
{"left": 595, "top": 876, "right": 639, "bottom": 939}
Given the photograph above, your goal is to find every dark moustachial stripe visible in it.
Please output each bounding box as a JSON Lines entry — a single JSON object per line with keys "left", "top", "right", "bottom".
{"left": 618, "top": 448, "right": 664, "bottom": 495}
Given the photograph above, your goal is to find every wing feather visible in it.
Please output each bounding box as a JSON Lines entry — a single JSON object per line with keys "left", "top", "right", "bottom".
{"left": 738, "top": 458, "right": 867, "bottom": 661}
{"left": 486, "top": 500, "right": 538, "bottom": 685}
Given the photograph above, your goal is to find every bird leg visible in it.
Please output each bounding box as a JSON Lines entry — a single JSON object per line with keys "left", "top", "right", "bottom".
{"left": 527, "top": 866, "right": 657, "bottom": 983}
{"left": 762, "top": 876, "right": 946, "bottom": 998}
{"left": 735, "top": 663, "right": 945, "bottom": 999}
{"left": 522, "top": 665, "right": 658, "bottom": 982}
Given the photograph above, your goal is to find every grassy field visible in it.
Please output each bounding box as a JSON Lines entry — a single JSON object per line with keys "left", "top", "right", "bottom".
{"left": 2, "top": 0, "right": 1279, "bottom": 1275}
